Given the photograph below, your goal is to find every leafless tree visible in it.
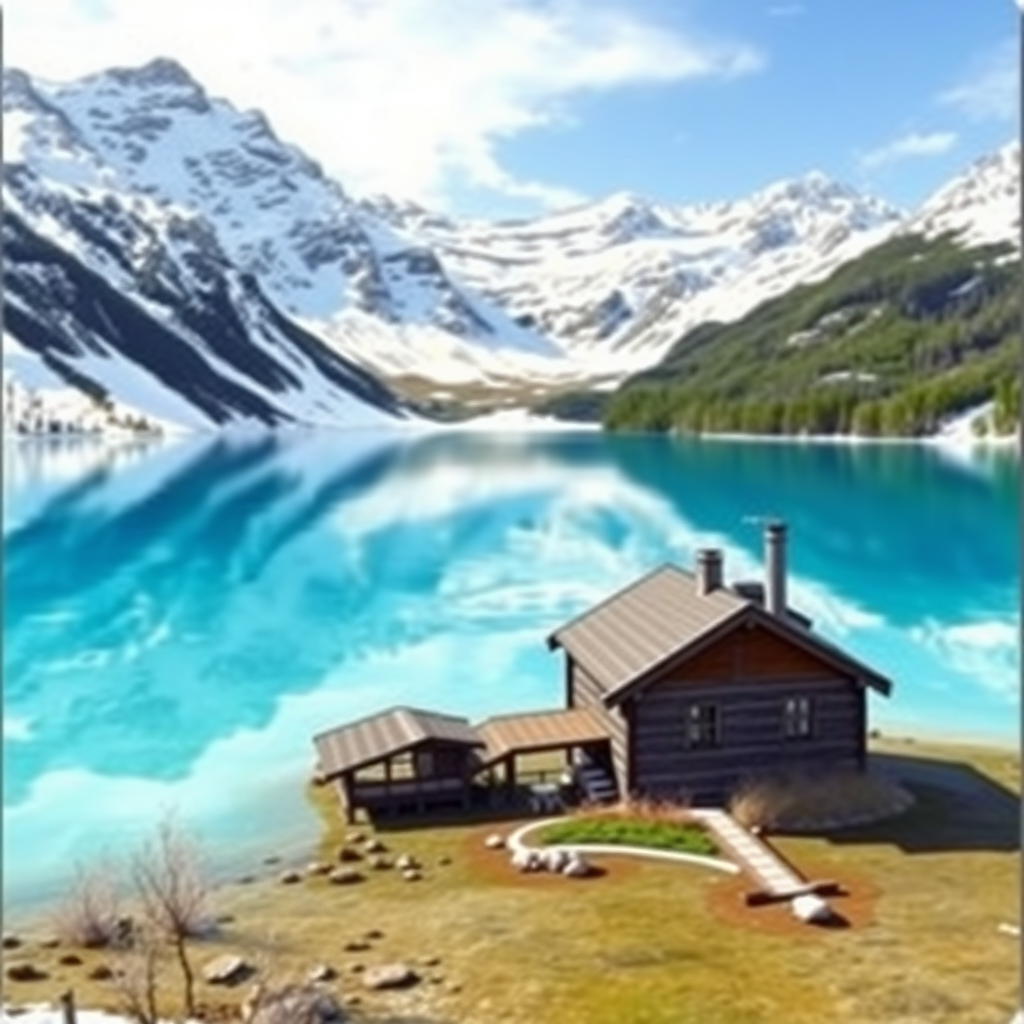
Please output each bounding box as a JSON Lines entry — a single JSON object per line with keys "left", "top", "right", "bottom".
{"left": 130, "top": 813, "right": 210, "bottom": 1020}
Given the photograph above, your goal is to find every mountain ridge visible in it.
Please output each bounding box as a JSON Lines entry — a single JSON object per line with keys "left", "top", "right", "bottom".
{"left": 2, "top": 58, "right": 1019, "bottom": 433}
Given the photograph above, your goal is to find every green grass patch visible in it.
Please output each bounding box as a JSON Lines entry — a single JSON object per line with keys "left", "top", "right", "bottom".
{"left": 539, "top": 816, "right": 718, "bottom": 856}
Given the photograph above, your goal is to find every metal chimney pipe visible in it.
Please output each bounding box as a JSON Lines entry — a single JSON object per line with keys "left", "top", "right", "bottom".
{"left": 764, "top": 521, "right": 787, "bottom": 617}
{"left": 696, "top": 549, "right": 724, "bottom": 595}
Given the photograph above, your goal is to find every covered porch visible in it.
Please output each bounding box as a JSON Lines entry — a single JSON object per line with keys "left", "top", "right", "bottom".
{"left": 313, "top": 707, "right": 485, "bottom": 824}
{"left": 475, "top": 708, "right": 615, "bottom": 812}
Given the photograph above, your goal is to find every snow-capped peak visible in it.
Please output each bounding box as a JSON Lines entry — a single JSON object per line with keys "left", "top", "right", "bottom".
{"left": 904, "top": 141, "right": 1020, "bottom": 248}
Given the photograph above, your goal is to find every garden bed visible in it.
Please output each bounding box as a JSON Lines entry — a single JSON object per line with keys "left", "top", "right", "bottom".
{"left": 537, "top": 816, "right": 717, "bottom": 857}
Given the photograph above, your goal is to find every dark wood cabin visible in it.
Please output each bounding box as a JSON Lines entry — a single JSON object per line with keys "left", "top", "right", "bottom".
{"left": 548, "top": 522, "right": 893, "bottom": 805}
{"left": 313, "top": 707, "right": 484, "bottom": 823}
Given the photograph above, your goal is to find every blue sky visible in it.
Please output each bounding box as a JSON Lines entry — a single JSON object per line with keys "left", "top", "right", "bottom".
{"left": 6, "top": 0, "right": 1019, "bottom": 217}
{"left": 493, "top": 0, "right": 1019, "bottom": 214}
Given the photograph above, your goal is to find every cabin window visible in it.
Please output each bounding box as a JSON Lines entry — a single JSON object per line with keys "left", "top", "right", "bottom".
{"left": 783, "top": 696, "right": 813, "bottom": 739}
{"left": 685, "top": 703, "right": 720, "bottom": 749}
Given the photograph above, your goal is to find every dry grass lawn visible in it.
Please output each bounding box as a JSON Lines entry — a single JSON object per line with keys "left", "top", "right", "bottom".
{"left": 3, "top": 737, "right": 1019, "bottom": 1024}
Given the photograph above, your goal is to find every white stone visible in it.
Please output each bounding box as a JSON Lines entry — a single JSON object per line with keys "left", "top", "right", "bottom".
{"left": 484, "top": 834, "right": 505, "bottom": 850}
{"left": 562, "top": 855, "right": 592, "bottom": 878}
{"left": 542, "top": 848, "right": 569, "bottom": 873}
{"left": 790, "top": 894, "right": 834, "bottom": 924}
{"left": 510, "top": 849, "right": 534, "bottom": 872}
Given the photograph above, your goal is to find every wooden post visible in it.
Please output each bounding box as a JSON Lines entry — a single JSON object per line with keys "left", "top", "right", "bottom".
{"left": 59, "top": 990, "right": 77, "bottom": 1024}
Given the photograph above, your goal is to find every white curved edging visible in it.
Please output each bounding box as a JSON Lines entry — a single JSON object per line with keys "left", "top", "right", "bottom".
{"left": 507, "top": 818, "right": 741, "bottom": 876}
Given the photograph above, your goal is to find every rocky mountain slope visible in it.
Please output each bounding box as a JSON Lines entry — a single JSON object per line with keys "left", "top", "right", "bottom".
{"left": 2, "top": 58, "right": 1019, "bottom": 432}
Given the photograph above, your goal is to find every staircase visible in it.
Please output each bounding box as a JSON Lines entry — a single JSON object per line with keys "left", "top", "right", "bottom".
{"left": 573, "top": 750, "right": 619, "bottom": 805}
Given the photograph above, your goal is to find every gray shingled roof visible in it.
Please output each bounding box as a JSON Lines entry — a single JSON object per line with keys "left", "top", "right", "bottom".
{"left": 548, "top": 564, "right": 746, "bottom": 693}
{"left": 313, "top": 706, "right": 482, "bottom": 779}
{"left": 548, "top": 563, "right": 892, "bottom": 702}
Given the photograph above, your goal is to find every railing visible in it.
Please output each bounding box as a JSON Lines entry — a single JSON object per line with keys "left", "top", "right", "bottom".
{"left": 353, "top": 777, "right": 467, "bottom": 800}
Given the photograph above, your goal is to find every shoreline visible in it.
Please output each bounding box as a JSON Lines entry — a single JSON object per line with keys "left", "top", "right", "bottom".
{"left": 3, "top": 728, "right": 1017, "bottom": 934}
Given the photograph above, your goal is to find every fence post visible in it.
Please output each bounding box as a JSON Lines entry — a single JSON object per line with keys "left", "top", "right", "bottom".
{"left": 59, "top": 989, "right": 77, "bottom": 1024}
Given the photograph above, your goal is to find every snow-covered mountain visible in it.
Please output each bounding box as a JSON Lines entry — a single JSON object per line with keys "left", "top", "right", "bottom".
{"left": 383, "top": 175, "right": 905, "bottom": 372}
{"left": 2, "top": 58, "right": 1019, "bottom": 430}
{"left": 902, "top": 141, "right": 1020, "bottom": 249}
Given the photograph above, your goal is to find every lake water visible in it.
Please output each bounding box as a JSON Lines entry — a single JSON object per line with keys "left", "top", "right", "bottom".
{"left": 3, "top": 429, "right": 1019, "bottom": 911}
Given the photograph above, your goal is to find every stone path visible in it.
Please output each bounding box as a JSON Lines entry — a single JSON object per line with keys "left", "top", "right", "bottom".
{"left": 689, "top": 808, "right": 805, "bottom": 895}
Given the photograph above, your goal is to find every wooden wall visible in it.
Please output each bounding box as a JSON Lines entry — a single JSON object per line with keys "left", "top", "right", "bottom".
{"left": 568, "top": 659, "right": 629, "bottom": 793}
{"left": 630, "top": 625, "right": 866, "bottom": 801}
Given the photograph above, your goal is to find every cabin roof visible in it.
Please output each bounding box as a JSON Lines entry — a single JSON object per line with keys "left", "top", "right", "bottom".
{"left": 476, "top": 707, "right": 610, "bottom": 765}
{"left": 313, "top": 706, "right": 482, "bottom": 780}
{"left": 547, "top": 563, "right": 892, "bottom": 703}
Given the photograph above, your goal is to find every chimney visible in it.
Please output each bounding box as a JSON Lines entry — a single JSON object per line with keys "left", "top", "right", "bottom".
{"left": 764, "top": 520, "right": 787, "bottom": 617}
{"left": 696, "top": 549, "right": 724, "bottom": 595}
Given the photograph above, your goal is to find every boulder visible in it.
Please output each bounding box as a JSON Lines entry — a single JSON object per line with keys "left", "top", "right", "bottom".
{"left": 401, "top": 868, "right": 423, "bottom": 883}
{"left": 395, "top": 854, "right": 419, "bottom": 871}
{"left": 38, "top": 938, "right": 61, "bottom": 950}
{"left": 364, "top": 929, "right": 384, "bottom": 941}
{"left": 437, "top": 856, "right": 452, "bottom": 866}
{"left": 362, "top": 963, "right": 420, "bottom": 991}
{"left": 5, "top": 963, "right": 47, "bottom": 982}
{"left": 346, "top": 831, "right": 366, "bottom": 845}
{"left": 484, "top": 834, "right": 505, "bottom": 850}
{"left": 368, "top": 855, "right": 392, "bottom": 871}
{"left": 510, "top": 849, "right": 539, "bottom": 872}
{"left": 203, "top": 954, "right": 252, "bottom": 985}
{"left": 337, "top": 846, "right": 362, "bottom": 863}
{"left": 305, "top": 862, "right": 331, "bottom": 877}
{"left": 278, "top": 870, "right": 302, "bottom": 885}
{"left": 88, "top": 965, "right": 114, "bottom": 981}
{"left": 245, "top": 983, "right": 343, "bottom": 1024}
{"left": 307, "top": 964, "right": 336, "bottom": 983}
{"left": 343, "top": 941, "right": 371, "bottom": 953}
{"left": 562, "top": 855, "right": 592, "bottom": 878}
{"left": 328, "top": 867, "right": 363, "bottom": 886}
{"left": 58, "top": 954, "right": 84, "bottom": 967}
{"left": 364, "top": 838, "right": 386, "bottom": 854}
{"left": 790, "top": 894, "right": 835, "bottom": 925}
{"left": 541, "top": 848, "right": 569, "bottom": 873}
{"left": 2, "top": 935, "right": 21, "bottom": 950}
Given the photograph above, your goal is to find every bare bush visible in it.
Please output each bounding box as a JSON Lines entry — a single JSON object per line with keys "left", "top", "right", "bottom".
{"left": 574, "top": 795, "right": 692, "bottom": 824}
{"left": 131, "top": 813, "right": 210, "bottom": 1019}
{"left": 110, "top": 922, "right": 162, "bottom": 1024}
{"left": 50, "top": 862, "right": 122, "bottom": 949}
{"left": 729, "top": 768, "right": 913, "bottom": 832}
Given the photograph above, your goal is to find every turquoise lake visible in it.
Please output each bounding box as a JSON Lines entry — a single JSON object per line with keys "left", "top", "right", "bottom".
{"left": 3, "top": 429, "right": 1019, "bottom": 911}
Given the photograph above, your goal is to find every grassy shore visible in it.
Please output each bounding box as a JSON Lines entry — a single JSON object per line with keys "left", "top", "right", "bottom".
{"left": 3, "top": 736, "right": 1019, "bottom": 1024}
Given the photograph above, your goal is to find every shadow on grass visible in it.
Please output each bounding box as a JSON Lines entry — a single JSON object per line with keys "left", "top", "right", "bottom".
{"left": 367, "top": 806, "right": 543, "bottom": 835}
{"left": 819, "top": 753, "right": 1019, "bottom": 855}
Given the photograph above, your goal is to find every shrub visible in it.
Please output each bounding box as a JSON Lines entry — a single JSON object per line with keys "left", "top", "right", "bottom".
{"left": 729, "top": 769, "right": 913, "bottom": 832}
{"left": 50, "top": 862, "right": 122, "bottom": 949}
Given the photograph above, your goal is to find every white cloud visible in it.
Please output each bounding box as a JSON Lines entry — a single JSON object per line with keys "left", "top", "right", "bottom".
{"left": 939, "top": 38, "right": 1017, "bottom": 122}
{"left": 3, "top": 0, "right": 764, "bottom": 211}
{"left": 768, "top": 4, "right": 804, "bottom": 16}
{"left": 858, "top": 130, "right": 959, "bottom": 170}
{"left": 908, "top": 618, "right": 1018, "bottom": 699}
